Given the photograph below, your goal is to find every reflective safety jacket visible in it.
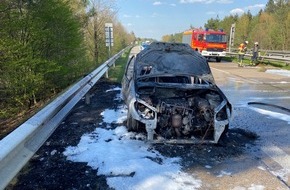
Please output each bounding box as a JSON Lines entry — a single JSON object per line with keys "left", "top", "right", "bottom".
{"left": 238, "top": 43, "right": 247, "bottom": 54}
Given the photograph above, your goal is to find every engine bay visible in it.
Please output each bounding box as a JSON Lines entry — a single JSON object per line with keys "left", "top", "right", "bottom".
{"left": 137, "top": 87, "right": 228, "bottom": 141}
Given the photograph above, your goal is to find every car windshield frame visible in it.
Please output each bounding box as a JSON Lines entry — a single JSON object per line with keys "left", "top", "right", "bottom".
{"left": 135, "top": 50, "right": 212, "bottom": 78}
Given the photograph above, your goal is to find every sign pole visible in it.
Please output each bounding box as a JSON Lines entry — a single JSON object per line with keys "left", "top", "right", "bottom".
{"left": 229, "top": 23, "right": 235, "bottom": 52}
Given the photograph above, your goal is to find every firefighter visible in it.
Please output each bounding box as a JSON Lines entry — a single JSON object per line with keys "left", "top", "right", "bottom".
{"left": 238, "top": 41, "right": 248, "bottom": 67}
{"left": 251, "top": 42, "right": 259, "bottom": 66}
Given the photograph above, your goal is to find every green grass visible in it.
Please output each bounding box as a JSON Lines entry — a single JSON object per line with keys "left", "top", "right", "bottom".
{"left": 108, "top": 48, "right": 132, "bottom": 83}
{"left": 222, "top": 56, "right": 234, "bottom": 62}
{"left": 225, "top": 56, "right": 290, "bottom": 70}
{"left": 262, "top": 60, "right": 290, "bottom": 70}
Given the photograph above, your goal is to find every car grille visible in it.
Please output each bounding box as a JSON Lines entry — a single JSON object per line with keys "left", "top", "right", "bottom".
{"left": 206, "top": 48, "right": 223, "bottom": 52}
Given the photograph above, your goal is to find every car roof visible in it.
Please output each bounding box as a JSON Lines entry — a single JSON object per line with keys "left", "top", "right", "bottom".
{"left": 135, "top": 42, "right": 212, "bottom": 77}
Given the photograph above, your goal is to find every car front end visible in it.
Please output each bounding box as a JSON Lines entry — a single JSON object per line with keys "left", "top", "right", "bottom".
{"left": 122, "top": 42, "right": 232, "bottom": 144}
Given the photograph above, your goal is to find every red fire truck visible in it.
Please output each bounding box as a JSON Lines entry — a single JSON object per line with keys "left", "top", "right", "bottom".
{"left": 182, "top": 28, "right": 227, "bottom": 62}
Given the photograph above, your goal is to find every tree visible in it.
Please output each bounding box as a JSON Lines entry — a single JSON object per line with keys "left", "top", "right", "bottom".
{"left": 0, "top": 0, "right": 88, "bottom": 117}
{"left": 262, "top": 0, "right": 289, "bottom": 49}
{"left": 248, "top": 14, "right": 260, "bottom": 45}
{"left": 112, "top": 21, "right": 134, "bottom": 53}
{"left": 161, "top": 33, "right": 182, "bottom": 43}
{"left": 272, "top": 0, "right": 289, "bottom": 50}
{"left": 287, "top": 9, "right": 290, "bottom": 49}
{"left": 162, "top": 35, "right": 171, "bottom": 42}
{"left": 0, "top": 0, "right": 52, "bottom": 108}
{"left": 235, "top": 13, "right": 251, "bottom": 44}
{"left": 265, "top": 0, "right": 276, "bottom": 13}
{"left": 1, "top": 0, "right": 133, "bottom": 123}
{"left": 204, "top": 17, "right": 220, "bottom": 30}
{"left": 201, "top": 0, "right": 289, "bottom": 50}
{"left": 29, "top": 0, "right": 88, "bottom": 89}
{"left": 86, "top": 0, "right": 116, "bottom": 64}
{"left": 219, "top": 15, "right": 238, "bottom": 46}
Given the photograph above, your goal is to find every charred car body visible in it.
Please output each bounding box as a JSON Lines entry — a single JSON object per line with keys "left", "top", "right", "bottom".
{"left": 122, "top": 42, "right": 232, "bottom": 143}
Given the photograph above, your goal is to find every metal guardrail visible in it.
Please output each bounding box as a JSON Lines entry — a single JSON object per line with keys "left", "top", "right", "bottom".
{"left": 0, "top": 46, "right": 130, "bottom": 190}
{"left": 262, "top": 50, "right": 290, "bottom": 58}
{"left": 229, "top": 48, "right": 290, "bottom": 58}
{"left": 226, "top": 52, "right": 290, "bottom": 65}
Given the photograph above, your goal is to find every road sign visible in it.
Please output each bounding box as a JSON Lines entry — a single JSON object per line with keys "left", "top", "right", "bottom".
{"left": 105, "top": 23, "right": 113, "bottom": 47}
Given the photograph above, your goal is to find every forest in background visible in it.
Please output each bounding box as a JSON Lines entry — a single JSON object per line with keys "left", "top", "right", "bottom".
{"left": 0, "top": 0, "right": 135, "bottom": 123}
{"left": 162, "top": 0, "right": 289, "bottom": 51}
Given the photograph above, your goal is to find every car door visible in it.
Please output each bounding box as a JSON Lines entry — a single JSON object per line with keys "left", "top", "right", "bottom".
{"left": 121, "top": 55, "right": 135, "bottom": 101}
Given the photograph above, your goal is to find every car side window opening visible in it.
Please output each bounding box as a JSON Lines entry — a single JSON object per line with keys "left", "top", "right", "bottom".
{"left": 125, "top": 56, "right": 135, "bottom": 80}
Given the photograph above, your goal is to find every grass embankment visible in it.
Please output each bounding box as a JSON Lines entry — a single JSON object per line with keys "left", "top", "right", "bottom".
{"left": 224, "top": 56, "right": 290, "bottom": 71}
{"left": 108, "top": 48, "right": 132, "bottom": 83}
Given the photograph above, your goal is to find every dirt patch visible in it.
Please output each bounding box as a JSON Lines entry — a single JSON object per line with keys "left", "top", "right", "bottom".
{"left": 7, "top": 78, "right": 258, "bottom": 190}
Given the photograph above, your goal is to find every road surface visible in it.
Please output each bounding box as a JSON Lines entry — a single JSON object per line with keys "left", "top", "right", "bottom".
{"left": 206, "top": 61, "right": 290, "bottom": 189}
{"left": 8, "top": 46, "right": 290, "bottom": 190}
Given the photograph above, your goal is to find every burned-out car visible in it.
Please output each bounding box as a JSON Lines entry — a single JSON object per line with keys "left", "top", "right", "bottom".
{"left": 121, "top": 42, "right": 232, "bottom": 143}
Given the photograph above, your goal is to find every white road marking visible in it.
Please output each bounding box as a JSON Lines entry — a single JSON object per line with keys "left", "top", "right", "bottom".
{"left": 262, "top": 144, "right": 290, "bottom": 171}
{"left": 211, "top": 67, "right": 230, "bottom": 75}
{"left": 261, "top": 143, "right": 290, "bottom": 184}
{"left": 211, "top": 67, "right": 261, "bottom": 84}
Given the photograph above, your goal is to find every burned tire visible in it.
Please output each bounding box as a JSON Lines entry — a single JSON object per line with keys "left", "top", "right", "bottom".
{"left": 126, "top": 113, "right": 139, "bottom": 131}
{"left": 221, "top": 124, "right": 229, "bottom": 138}
{"left": 217, "top": 124, "right": 229, "bottom": 145}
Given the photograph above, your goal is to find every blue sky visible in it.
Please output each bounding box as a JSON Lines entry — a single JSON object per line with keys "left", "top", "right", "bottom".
{"left": 115, "top": 0, "right": 268, "bottom": 40}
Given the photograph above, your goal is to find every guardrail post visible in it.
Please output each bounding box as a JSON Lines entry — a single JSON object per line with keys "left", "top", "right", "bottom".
{"left": 105, "top": 70, "right": 109, "bottom": 78}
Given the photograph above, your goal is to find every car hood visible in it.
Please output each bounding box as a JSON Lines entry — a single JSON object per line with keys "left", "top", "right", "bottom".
{"left": 135, "top": 49, "right": 212, "bottom": 78}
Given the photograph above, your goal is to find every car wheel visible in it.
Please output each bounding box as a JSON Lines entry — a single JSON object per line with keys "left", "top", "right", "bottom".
{"left": 217, "top": 124, "right": 229, "bottom": 146}
{"left": 216, "top": 57, "right": 222, "bottom": 62}
{"left": 127, "top": 113, "right": 139, "bottom": 131}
